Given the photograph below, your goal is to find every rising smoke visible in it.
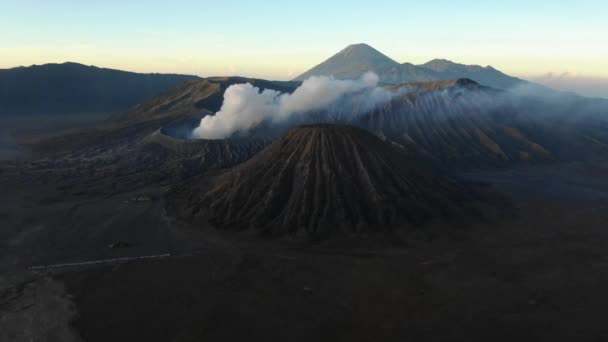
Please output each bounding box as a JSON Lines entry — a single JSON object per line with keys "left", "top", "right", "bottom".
{"left": 191, "top": 72, "right": 394, "bottom": 139}
{"left": 191, "top": 72, "right": 608, "bottom": 140}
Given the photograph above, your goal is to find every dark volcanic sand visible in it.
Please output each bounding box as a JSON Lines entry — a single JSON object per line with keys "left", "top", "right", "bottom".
{"left": 2, "top": 162, "right": 608, "bottom": 341}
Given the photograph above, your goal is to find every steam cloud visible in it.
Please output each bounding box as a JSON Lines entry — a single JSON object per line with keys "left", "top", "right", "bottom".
{"left": 192, "top": 72, "right": 393, "bottom": 139}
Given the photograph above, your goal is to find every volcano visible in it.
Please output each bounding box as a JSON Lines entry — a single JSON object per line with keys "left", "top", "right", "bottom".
{"left": 168, "top": 124, "right": 484, "bottom": 239}
{"left": 294, "top": 43, "right": 524, "bottom": 90}
{"left": 293, "top": 43, "right": 400, "bottom": 81}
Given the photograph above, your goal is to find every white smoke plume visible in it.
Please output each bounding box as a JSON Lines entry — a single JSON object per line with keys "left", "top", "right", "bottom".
{"left": 191, "top": 72, "right": 393, "bottom": 139}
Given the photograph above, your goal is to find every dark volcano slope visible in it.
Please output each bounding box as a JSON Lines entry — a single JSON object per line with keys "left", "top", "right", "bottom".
{"left": 281, "top": 80, "right": 552, "bottom": 167}
{"left": 30, "top": 76, "right": 298, "bottom": 155}
{"left": 120, "top": 130, "right": 272, "bottom": 185}
{"left": 22, "top": 130, "right": 271, "bottom": 195}
{"left": 169, "top": 125, "right": 487, "bottom": 239}
{"left": 19, "top": 77, "right": 297, "bottom": 194}
{"left": 358, "top": 80, "right": 547, "bottom": 167}
{"left": 291, "top": 79, "right": 608, "bottom": 167}
{"left": 112, "top": 76, "right": 299, "bottom": 128}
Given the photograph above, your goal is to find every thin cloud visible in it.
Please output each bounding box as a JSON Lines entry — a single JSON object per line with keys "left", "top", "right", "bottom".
{"left": 528, "top": 73, "right": 608, "bottom": 99}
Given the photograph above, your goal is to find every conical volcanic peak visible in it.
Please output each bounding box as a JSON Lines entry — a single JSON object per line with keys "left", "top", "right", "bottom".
{"left": 169, "top": 125, "right": 482, "bottom": 239}
{"left": 293, "top": 44, "right": 399, "bottom": 81}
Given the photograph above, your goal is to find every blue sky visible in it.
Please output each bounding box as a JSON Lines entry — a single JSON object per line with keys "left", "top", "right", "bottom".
{"left": 1, "top": 0, "right": 607, "bottom": 84}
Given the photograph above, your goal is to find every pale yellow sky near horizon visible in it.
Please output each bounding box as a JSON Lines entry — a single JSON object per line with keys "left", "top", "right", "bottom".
{"left": 1, "top": 43, "right": 607, "bottom": 82}
{"left": 5, "top": 49, "right": 608, "bottom": 99}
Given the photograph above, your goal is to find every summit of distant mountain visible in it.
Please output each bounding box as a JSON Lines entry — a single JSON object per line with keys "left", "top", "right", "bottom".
{"left": 0, "top": 62, "right": 200, "bottom": 116}
{"left": 293, "top": 43, "right": 399, "bottom": 81}
{"left": 419, "top": 59, "right": 483, "bottom": 73}
{"left": 418, "top": 59, "right": 523, "bottom": 89}
{"left": 293, "top": 44, "right": 525, "bottom": 90}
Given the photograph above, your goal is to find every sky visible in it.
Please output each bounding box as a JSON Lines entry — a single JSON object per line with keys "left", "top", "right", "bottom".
{"left": 1, "top": 0, "right": 607, "bottom": 96}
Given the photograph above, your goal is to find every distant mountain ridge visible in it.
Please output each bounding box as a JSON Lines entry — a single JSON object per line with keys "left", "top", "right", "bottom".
{"left": 419, "top": 59, "right": 521, "bottom": 89}
{"left": 294, "top": 43, "right": 523, "bottom": 90}
{"left": 0, "top": 62, "right": 200, "bottom": 116}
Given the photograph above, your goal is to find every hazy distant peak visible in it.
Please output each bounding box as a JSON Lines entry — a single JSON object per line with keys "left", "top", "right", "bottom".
{"left": 332, "top": 43, "right": 398, "bottom": 66}
{"left": 59, "top": 61, "right": 88, "bottom": 66}
{"left": 423, "top": 58, "right": 455, "bottom": 67}
{"left": 294, "top": 44, "right": 523, "bottom": 89}
{"left": 343, "top": 43, "right": 373, "bottom": 49}
{"left": 339, "top": 43, "right": 374, "bottom": 52}
{"left": 421, "top": 59, "right": 500, "bottom": 73}
{"left": 293, "top": 43, "right": 398, "bottom": 81}
{"left": 421, "top": 59, "right": 481, "bottom": 72}
{"left": 4, "top": 61, "right": 88, "bottom": 70}
{"left": 335, "top": 43, "right": 395, "bottom": 59}
{"left": 346, "top": 42, "right": 395, "bottom": 56}
{"left": 400, "top": 62, "right": 417, "bottom": 67}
